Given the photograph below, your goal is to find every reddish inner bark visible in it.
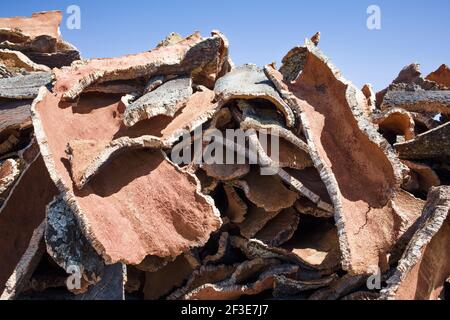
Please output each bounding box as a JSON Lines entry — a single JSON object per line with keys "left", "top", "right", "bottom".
{"left": 288, "top": 52, "right": 399, "bottom": 273}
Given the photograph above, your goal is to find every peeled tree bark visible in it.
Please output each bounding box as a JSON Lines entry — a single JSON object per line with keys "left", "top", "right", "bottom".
{"left": 267, "top": 39, "right": 422, "bottom": 275}
{"left": 0, "top": 10, "right": 448, "bottom": 300}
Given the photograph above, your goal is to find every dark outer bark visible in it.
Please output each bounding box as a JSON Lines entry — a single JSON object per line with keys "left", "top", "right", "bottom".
{"left": 382, "top": 90, "right": 450, "bottom": 114}
{"left": 395, "top": 122, "right": 450, "bottom": 161}
{"left": 0, "top": 72, "right": 52, "bottom": 99}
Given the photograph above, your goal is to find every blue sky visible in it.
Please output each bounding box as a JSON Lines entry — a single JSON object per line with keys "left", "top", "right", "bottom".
{"left": 2, "top": 0, "right": 449, "bottom": 90}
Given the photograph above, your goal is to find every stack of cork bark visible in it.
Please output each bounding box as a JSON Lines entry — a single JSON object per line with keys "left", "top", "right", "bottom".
{"left": 0, "top": 11, "right": 448, "bottom": 300}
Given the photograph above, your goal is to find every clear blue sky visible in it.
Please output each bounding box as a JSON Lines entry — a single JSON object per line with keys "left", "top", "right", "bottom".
{"left": 3, "top": 0, "right": 449, "bottom": 90}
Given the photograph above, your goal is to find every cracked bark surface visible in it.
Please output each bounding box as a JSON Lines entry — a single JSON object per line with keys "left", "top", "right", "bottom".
{"left": 0, "top": 10, "right": 448, "bottom": 300}
{"left": 265, "top": 42, "right": 418, "bottom": 275}
{"left": 74, "top": 264, "right": 125, "bottom": 300}
{"left": 32, "top": 85, "right": 224, "bottom": 264}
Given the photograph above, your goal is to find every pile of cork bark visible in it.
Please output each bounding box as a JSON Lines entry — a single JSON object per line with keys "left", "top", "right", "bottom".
{"left": 0, "top": 11, "right": 448, "bottom": 300}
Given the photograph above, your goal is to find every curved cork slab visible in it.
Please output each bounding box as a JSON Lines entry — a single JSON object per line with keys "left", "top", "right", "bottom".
{"left": 123, "top": 76, "right": 193, "bottom": 127}
{"left": 246, "top": 130, "right": 328, "bottom": 210}
{"left": 0, "top": 11, "right": 62, "bottom": 40}
{"left": 265, "top": 41, "right": 422, "bottom": 275}
{"left": 282, "top": 222, "right": 341, "bottom": 272}
{"left": 0, "top": 49, "right": 50, "bottom": 73}
{"left": 273, "top": 273, "right": 338, "bottom": 298}
{"left": 181, "top": 259, "right": 297, "bottom": 300}
{"left": 253, "top": 208, "right": 300, "bottom": 247}
{"left": 223, "top": 185, "right": 248, "bottom": 223}
{"left": 381, "top": 90, "right": 450, "bottom": 115}
{"left": 402, "top": 160, "right": 441, "bottom": 196}
{"left": 144, "top": 253, "right": 199, "bottom": 300}
{"left": 167, "top": 264, "right": 237, "bottom": 300}
{"left": 214, "top": 64, "right": 295, "bottom": 128}
{"left": 0, "top": 11, "right": 79, "bottom": 68}
{"left": 67, "top": 88, "right": 221, "bottom": 189}
{"left": 66, "top": 136, "right": 163, "bottom": 189}
{"left": 381, "top": 186, "right": 450, "bottom": 300}
{"left": 426, "top": 64, "right": 450, "bottom": 88}
{"left": 230, "top": 167, "right": 298, "bottom": 212}
{"left": 238, "top": 204, "right": 280, "bottom": 239}
{"left": 31, "top": 88, "right": 221, "bottom": 265}
{"left": 53, "top": 32, "right": 228, "bottom": 101}
{"left": 0, "top": 152, "right": 57, "bottom": 297}
{"left": 373, "top": 107, "right": 416, "bottom": 141}
{"left": 395, "top": 122, "right": 450, "bottom": 161}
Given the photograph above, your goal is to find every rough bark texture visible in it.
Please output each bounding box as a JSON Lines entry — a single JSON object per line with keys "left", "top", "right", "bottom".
{"left": 380, "top": 187, "right": 450, "bottom": 300}
{"left": 0, "top": 154, "right": 57, "bottom": 297}
{"left": 74, "top": 264, "right": 125, "bottom": 300}
{"left": 124, "top": 77, "right": 193, "bottom": 127}
{"left": 0, "top": 11, "right": 448, "bottom": 300}
{"left": 381, "top": 90, "right": 450, "bottom": 115}
{"left": 265, "top": 42, "right": 418, "bottom": 275}
{"left": 273, "top": 273, "right": 337, "bottom": 297}
{"left": 32, "top": 85, "right": 222, "bottom": 265}
{"left": 0, "top": 72, "right": 52, "bottom": 99}
{"left": 395, "top": 122, "right": 450, "bottom": 161}
{"left": 0, "top": 11, "right": 62, "bottom": 40}
{"left": 0, "top": 158, "right": 20, "bottom": 196}
{"left": 45, "top": 195, "right": 105, "bottom": 288}
{"left": 0, "top": 49, "right": 50, "bottom": 72}
{"left": 53, "top": 32, "right": 228, "bottom": 100}
{"left": 214, "top": 64, "right": 295, "bottom": 127}
{"left": 180, "top": 259, "right": 298, "bottom": 300}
